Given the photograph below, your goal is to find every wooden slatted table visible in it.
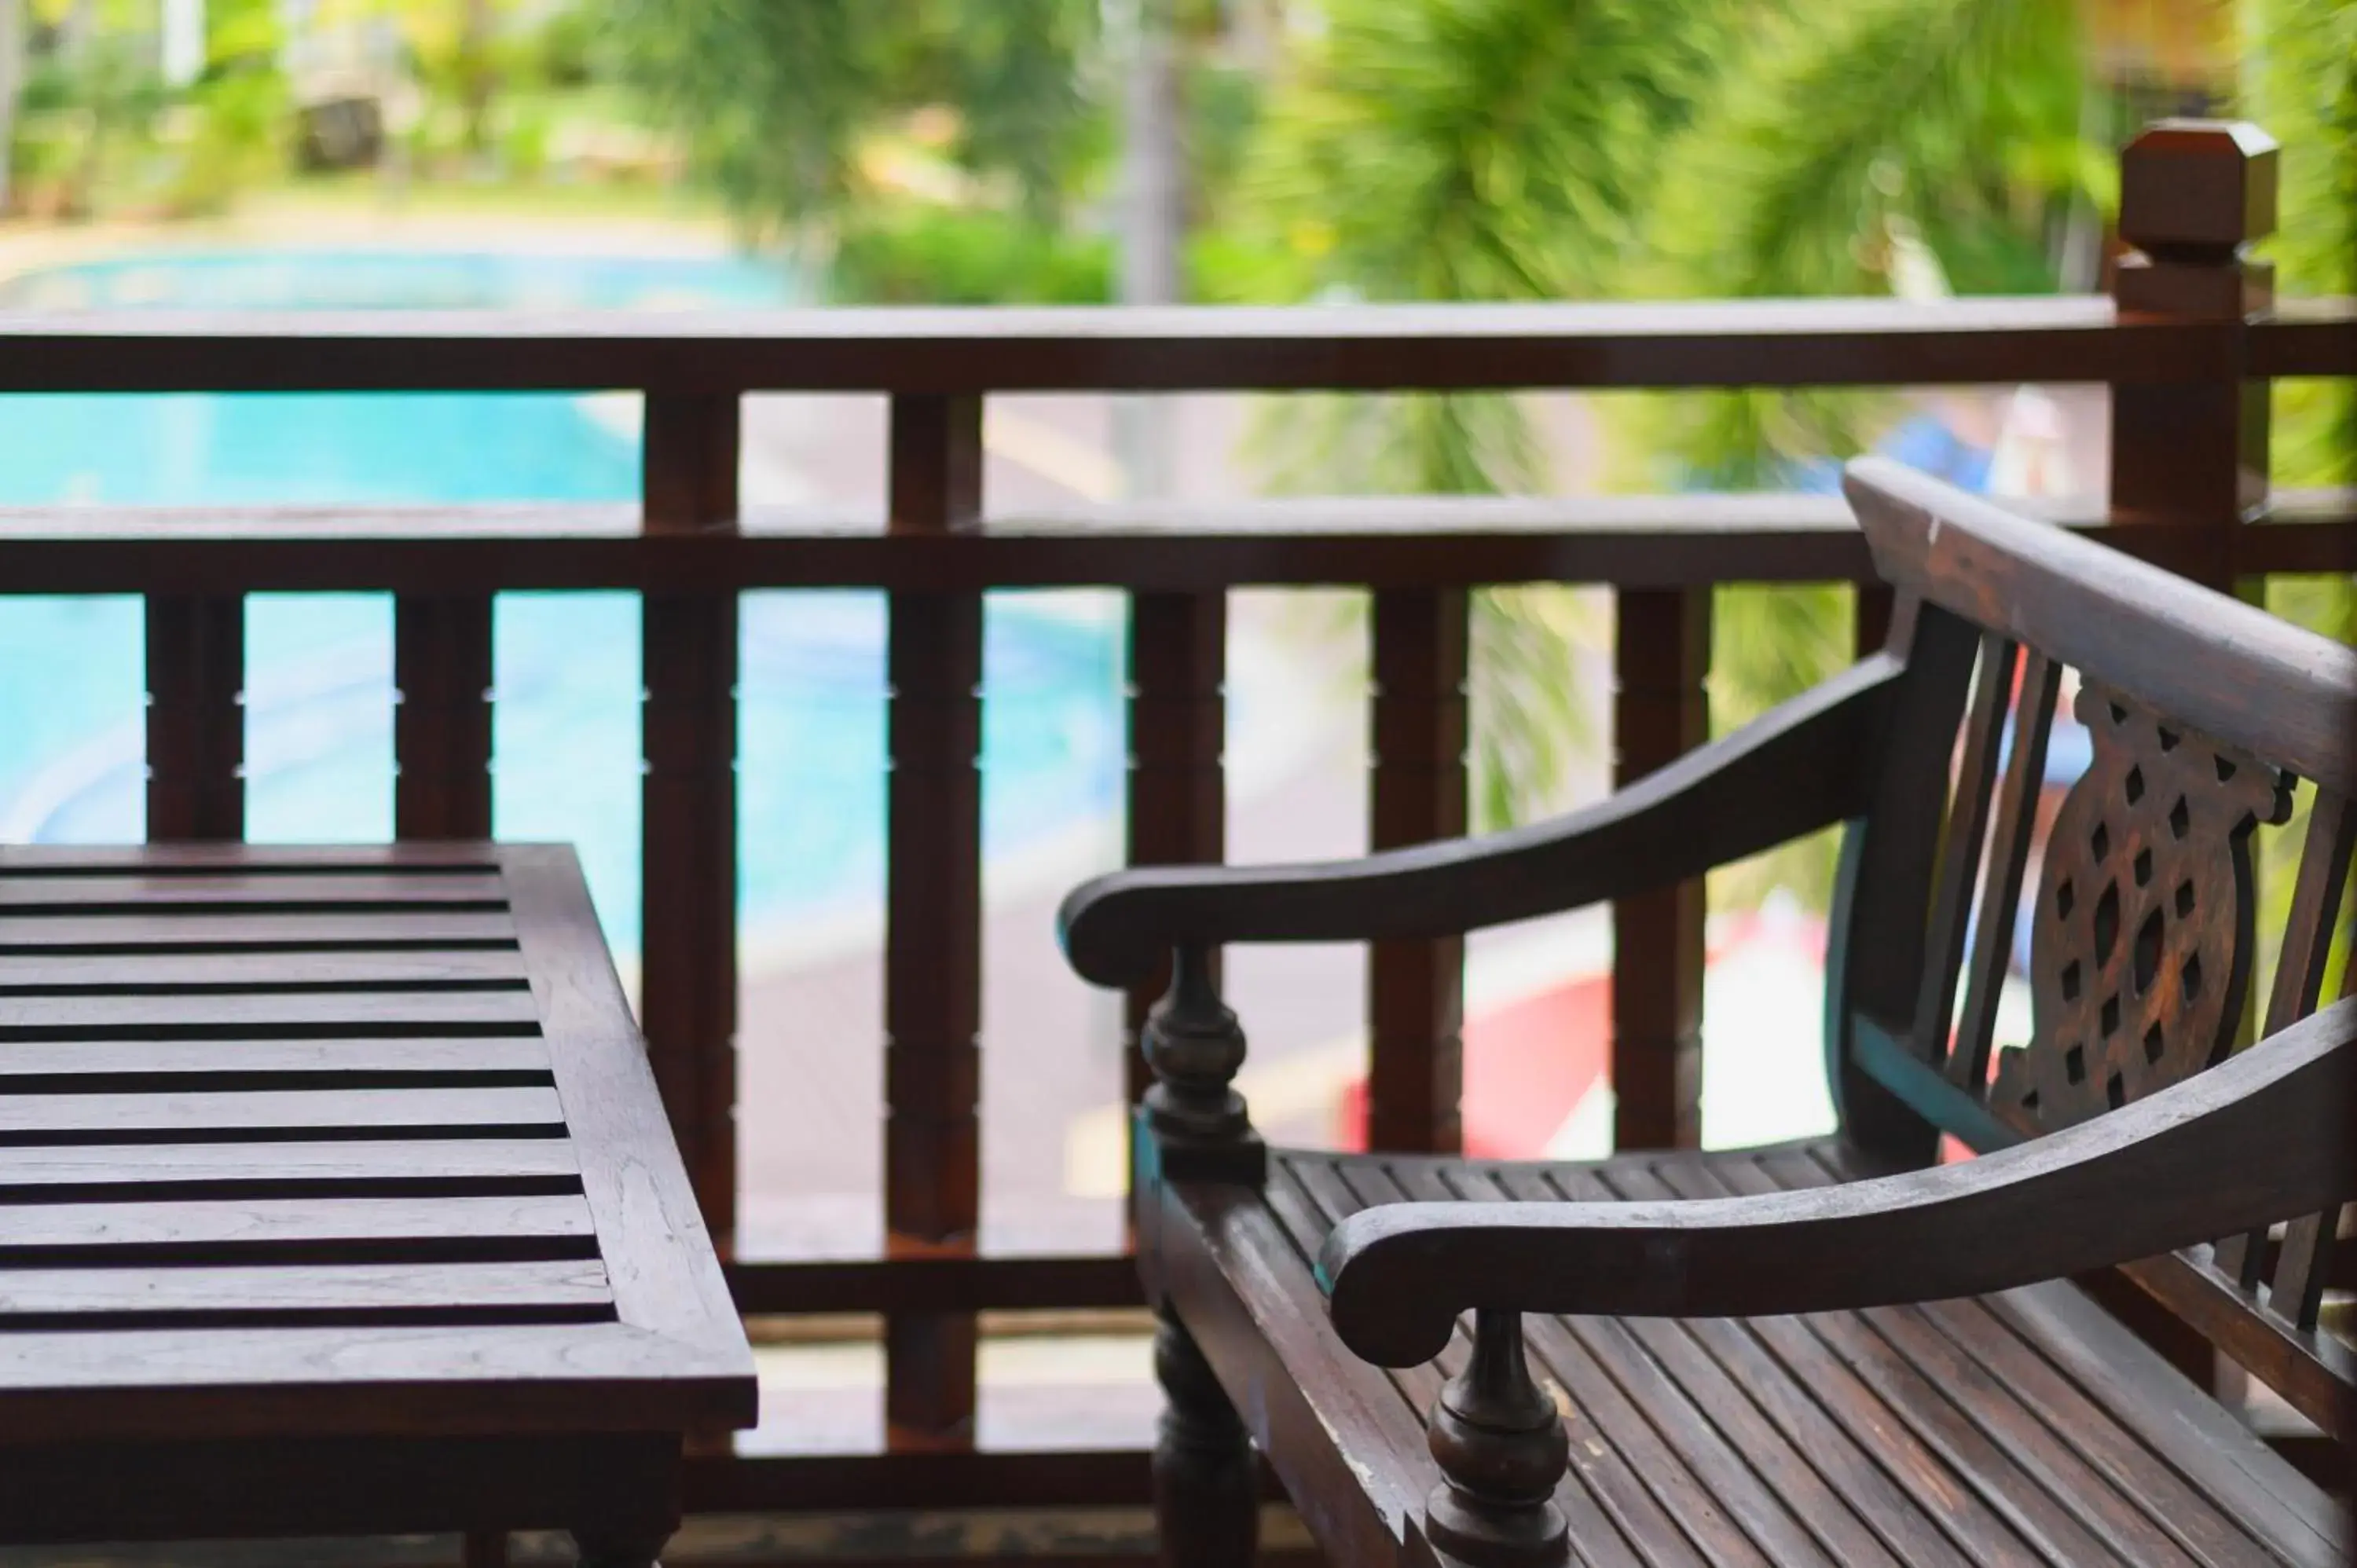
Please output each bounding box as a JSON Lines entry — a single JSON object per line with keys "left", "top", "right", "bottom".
{"left": 0, "top": 844, "right": 756, "bottom": 1566}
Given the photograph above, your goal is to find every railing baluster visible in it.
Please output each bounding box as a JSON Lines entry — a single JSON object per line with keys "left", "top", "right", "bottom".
{"left": 145, "top": 595, "right": 244, "bottom": 841}
{"left": 640, "top": 393, "right": 742, "bottom": 1243}
{"left": 394, "top": 595, "right": 494, "bottom": 840}
{"left": 1368, "top": 588, "right": 1469, "bottom": 1153}
{"left": 1124, "top": 593, "right": 1228, "bottom": 1171}
{"left": 885, "top": 393, "right": 985, "bottom": 1450}
{"left": 1610, "top": 588, "right": 1710, "bottom": 1150}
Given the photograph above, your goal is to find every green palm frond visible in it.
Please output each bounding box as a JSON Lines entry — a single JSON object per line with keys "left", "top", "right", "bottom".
{"left": 1249, "top": 0, "right": 1733, "bottom": 303}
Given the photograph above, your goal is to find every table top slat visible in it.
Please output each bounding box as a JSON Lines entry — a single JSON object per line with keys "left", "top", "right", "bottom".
{"left": 0, "top": 912, "right": 519, "bottom": 950}
{"left": 0, "top": 874, "right": 508, "bottom": 910}
{"left": 0, "top": 1086, "right": 566, "bottom": 1140}
{"left": 0, "top": 1138, "right": 581, "bottom": 1197}
{"left": 0, "top": 1194, "right": 596, "bottom": 1255}
{"left": 0, "top": 844, "right": 504, "bottom": 872}
{"left": 0, "top": 1260, "right": 613, "bottom": 1324}
{"left": 0, "top": 1038, "right": 551, "bottom": 1085}
{"left": 0, "top": 951, "right": 532, "bottom": 989}
{"left": 0, "top": 990, "right": 544, "bottom": 1034}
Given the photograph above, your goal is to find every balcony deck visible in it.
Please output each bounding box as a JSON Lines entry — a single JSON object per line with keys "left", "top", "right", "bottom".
{"left": 1, "top": 181, "right": 2352, "bottom": 1565}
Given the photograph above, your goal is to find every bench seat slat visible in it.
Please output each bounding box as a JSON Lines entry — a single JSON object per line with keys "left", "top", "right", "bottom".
{"left": 1226, "top": 1142, "right": 2344, "bottom": 1568}
{"left": 1725, "top": 1151, "right": 2186, "bottom": 1566}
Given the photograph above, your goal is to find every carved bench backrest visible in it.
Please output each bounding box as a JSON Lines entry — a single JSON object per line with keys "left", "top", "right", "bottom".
{"left": 1835, "top": 458, "right": 2356, "bottom": 1433}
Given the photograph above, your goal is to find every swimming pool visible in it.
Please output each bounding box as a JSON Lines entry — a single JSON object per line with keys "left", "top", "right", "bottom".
{"left": 0, "top": 248, "right": 1128, "bottom": 959}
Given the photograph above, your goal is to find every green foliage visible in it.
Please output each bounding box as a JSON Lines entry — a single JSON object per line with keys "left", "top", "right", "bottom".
{"left": 609, "top": 0, "right": 1098, "bottom": 239}
{"left": 164, "top": 53, "right": 287, "bottom": 216}
{"left": 830, "top": 202, "right": 1113, "bottom": 305}
{"left": 13, "top": 24, "right": 167, "bottom": 216}
{"left": 533, "top": 1, "right": 599, "bottom": 90}
{"left": 943, "top": 0, "right": 1098, "bottom": 222}
{"left": 162, "top": 0, "right": 288, "bottom": 217}
{"left": 1185, "top": 57, "right": 1264, "bottom": 233}
{"left": 1246, "top": 0, "right": 1731, "bottom": 303}
{"left": 2249, "top": 0, "right": 2356, "bottom": 489}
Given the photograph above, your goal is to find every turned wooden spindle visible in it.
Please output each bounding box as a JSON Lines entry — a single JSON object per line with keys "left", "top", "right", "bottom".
{"left": 1142, "top": 945, "right": 1251, "bottom": 1145}
{"left": 1424, "top": 1309, "right": 1570, "bottom": 1567}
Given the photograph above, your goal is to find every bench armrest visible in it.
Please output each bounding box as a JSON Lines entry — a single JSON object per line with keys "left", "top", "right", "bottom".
{"left": 1059, "top": 654, "right": 1901, "bottom": 987}
{"left": 1321, "top": 997, "right": 2357, "bottom": 1367}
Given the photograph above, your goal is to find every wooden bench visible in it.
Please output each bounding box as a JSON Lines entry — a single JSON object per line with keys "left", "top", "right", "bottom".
{"left": 1062, "top": 459, "right": 2355, "bottom": 1567}
{"left": 0, "top": 842, "right": 755, "bottom": 1565}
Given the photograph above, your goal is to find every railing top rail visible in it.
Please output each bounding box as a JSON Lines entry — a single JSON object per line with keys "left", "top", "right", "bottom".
{"left": 5, "top": 294, "right": 2314, "bottom": 394}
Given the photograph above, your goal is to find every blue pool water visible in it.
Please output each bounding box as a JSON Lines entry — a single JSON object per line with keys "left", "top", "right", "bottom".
{"left": 0, "top": 250, "right": 1126, "bottom": 958}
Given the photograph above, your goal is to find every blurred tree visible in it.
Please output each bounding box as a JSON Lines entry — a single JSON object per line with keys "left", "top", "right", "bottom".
{"left": 20, "top": 0, "right": 169, "bottom": 217}
{"left": 167, "top": 0, "right": 287, "bottom": 216}
{"left": 1, "top": 0, "right": 21, "bottom": 212}
{"left": 2248, "top": 0, "right": 2355, "bottom": 494}
{"left": 608, "top": 0, "right": 1098, "bottom": 268}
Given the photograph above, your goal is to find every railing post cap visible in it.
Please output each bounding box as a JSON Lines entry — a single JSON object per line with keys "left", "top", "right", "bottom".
{"left": 2119, "top": 119, "right": 2279, "bottom": 255}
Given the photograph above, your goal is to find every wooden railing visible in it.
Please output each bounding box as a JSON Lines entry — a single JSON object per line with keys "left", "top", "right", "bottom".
{"left": 2, "top": 120, "right": 2354, "bottom": 1514}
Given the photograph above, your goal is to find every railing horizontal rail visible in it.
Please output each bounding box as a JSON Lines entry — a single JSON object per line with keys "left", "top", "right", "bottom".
{"left": 2249, "top": 298, "right": 2357, "bottom": 378}
{"left": 1, "top": 494, "right": 2349, "bottom": 594}
{"left": 726, "top": 1256, "right": 1142, "bottom": 1316}
{"left": 0, "top": 295, "right": 2271, "bottom": 392}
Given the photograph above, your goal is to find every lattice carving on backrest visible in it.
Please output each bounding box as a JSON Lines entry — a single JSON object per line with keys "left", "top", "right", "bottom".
{"left": 1991, "top": 682, "right": 2294, "bottom": 1131}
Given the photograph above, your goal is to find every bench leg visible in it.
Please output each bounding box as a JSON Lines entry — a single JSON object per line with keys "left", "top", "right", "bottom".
{"left": 1153, "top": 1302, "right": 1258, "bottom": 1568}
